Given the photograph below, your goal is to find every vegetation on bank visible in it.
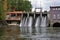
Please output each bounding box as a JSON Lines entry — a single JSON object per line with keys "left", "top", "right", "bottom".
{"left": 0, "top": 26, "right": 20, "bottom": 40}
{"left": 8, "top": 0, "right": 32, "bottom": 12}
{"left": 0, "top": 1, "right": 5, "bottom": 20}
{"left": 0, "top": 0, "right": 31, "bottom": 39}
{"left": 0, "top": 0, "right": 32, "bottom": 20}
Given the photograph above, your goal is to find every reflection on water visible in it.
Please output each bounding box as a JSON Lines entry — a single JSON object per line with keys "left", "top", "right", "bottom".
{"left": 0, "top": 27, "right": 60, "bottom": 40}
{"left": 35, "top": 17, "right": 40, "bottom": 33}
{"left": 28, "top": 17, "right": 33, "bottom": 34}
{"left": 19, "top": 27, "right": 60, "bottom": 40}
{"left": 0, "top": 17, "right": 60, "bottom": 40}
{"left": 0, "top": 16, "right": 60, "bottom": 40}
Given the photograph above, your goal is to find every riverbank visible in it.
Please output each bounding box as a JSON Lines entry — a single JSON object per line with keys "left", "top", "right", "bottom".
{"left": 0, "top": 25, "right": 20, "bottom": 40}
{"left": 0, "top": 23, "right": 60, "bottom": 40}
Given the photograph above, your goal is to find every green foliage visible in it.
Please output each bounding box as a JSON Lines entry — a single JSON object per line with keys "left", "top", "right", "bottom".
{"left": 0, "top": 1, "right": 5, "bottom": 20}
{"left": 8, "top": 0, "right": 32, "bottom": 11}
{"left": 0, "top": 8, "right": 5, "bottom": 20}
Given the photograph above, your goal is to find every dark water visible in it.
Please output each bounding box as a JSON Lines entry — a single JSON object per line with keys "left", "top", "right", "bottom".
{"left": 0, "top": 27, "right": 60, "bottom": 40}
{"left": 19, "top": 27, "right": 60, "bottom": 40}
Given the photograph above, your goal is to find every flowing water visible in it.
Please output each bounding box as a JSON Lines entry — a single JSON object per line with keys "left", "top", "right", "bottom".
{"left": 19, "top": 16, "right": 50, "bottom": 40}
{"left": 40, "top": 17, "right": 47, "bottom": 27}
{"left": 20, "top": 17, "right": 26, "bottom": 33}
{"left": 19, "top": 16, "right": 60, "bottom": 40}
{"left": 28, "top": 17, "right": 33, "bottom": 34}
{"left": 1, "top": 16, "right": 60, "bottom": 40}
{"left": 24, "top": 17, "right": 28, "bottom": 33}
{"left": 40, "top": 17, "right": 47, "bottom": 33}
{"left": 35, "top": 17, "right": 40, "bottom": 34}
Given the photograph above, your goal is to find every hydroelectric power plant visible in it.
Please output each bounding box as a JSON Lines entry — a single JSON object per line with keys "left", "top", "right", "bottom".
{"left": 19, "top": 12, "right": 50, "bottom": 40}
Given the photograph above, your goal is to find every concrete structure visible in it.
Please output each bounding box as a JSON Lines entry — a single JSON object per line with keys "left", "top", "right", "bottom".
{"left": 5, "top": 10, "right": 48, "bottom": 26}
{"left": 5, "top": 11, "right": 35, "bottom": 25}
{"left": 43, "top": 11, "right": 48, "bottom": 27}
{"left": 5, "top": 11, "right": 41, "bottom": 25}
{"left": 50, "top": 6, "right": 60, "bottom": 27}
{"left": 5, "top": 11, "right": 23, "bottom": 25}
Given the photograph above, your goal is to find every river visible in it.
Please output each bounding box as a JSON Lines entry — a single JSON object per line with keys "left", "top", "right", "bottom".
{"left": 0, "top": 26, "right": 60, "bottom": 40}
{"left": 0, "top": 16, "right": 60, "bottom": 40}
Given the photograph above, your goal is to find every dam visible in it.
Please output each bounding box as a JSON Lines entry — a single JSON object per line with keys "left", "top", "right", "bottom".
{"left": 19, "top": 12, "right": 49, "bottom": 40}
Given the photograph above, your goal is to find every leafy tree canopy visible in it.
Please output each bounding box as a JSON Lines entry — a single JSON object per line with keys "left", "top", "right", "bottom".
{"left": 8, "top": 0, "right": 32, "bottom": 12}
{"left": 0, "top": 0, "right": 6, "bottom": 20}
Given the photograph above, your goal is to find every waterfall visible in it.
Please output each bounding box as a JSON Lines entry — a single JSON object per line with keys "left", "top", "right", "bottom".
{"left": 19, "top": 18, "right": 24, "bottom": 33}
{"left": 40, "top": 17, "right": 47, "bottom": 27}
{"left": 22, "top": 17, "right": 26, "bottom": 26}
{"left": 19, "top": 17, "right": 26, "bottom": 34}
{"left": 35, "top": 17, "right": 40, "bottom": 34}
{"left": 20, "top": 17, "right": 26, "bottom": 27}
{"left": 24, "top": 17, "right": 28, "bottom": 33}
{"left": 24, "top": 18, "right": 28, "bottom": 26}
{"left": 40, "top": 17, "right": 47, "bottom": 33}
{"left": 20, "top": 18, "right": 23, "bottom": 27}
{"left": 28, "top": 17, "right": 33, "bottom": 34}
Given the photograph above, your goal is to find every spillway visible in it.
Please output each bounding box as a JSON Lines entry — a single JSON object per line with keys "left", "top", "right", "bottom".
{"left": 20, "top": 17, "right": 26, "bottom": 34}
{"left": 19, "top": 13, "right": 48, "bottom": 40}
{"left": 24, "top": 17, "right": 28, "bottom": 33}
{"left": 40, "top": 17, "right": 47, "bottom": 33}
{"left": 28, "top": 17, "right": 33, "bottom": 34}
{"left": 20, "top": 17, "right": 25, "bottom": 27}
{"left": 35, "top": 16, "right": 40, "bottom": 34}
{"left": 24, "top": 18, "right": 28, "bottom": 26}
{"left": 40, "top": 17, "right": 47, "bottom": 27}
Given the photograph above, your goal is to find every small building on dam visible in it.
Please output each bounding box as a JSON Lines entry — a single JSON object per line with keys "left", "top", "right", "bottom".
{"left": 5, "top": 11, "right": 48, "bottom": 27}
{"left": 49, "top": 6, "right": 60, "bottom": 27}
{"left": 5, "top": 7, "right": 59, "bottom": 27}
{"left": 5, "top": 11, "right": 23, "bottom": 25}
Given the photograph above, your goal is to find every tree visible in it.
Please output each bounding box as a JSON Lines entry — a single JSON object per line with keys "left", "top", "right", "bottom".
{"left": 0, "top": 0, "right": 8, "bottom": 26}
{"left": 8, "top": 0, "right": 32, "bottom": 12}
{"left": 0, "top": 0, "right": 6, "bottom": 20}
